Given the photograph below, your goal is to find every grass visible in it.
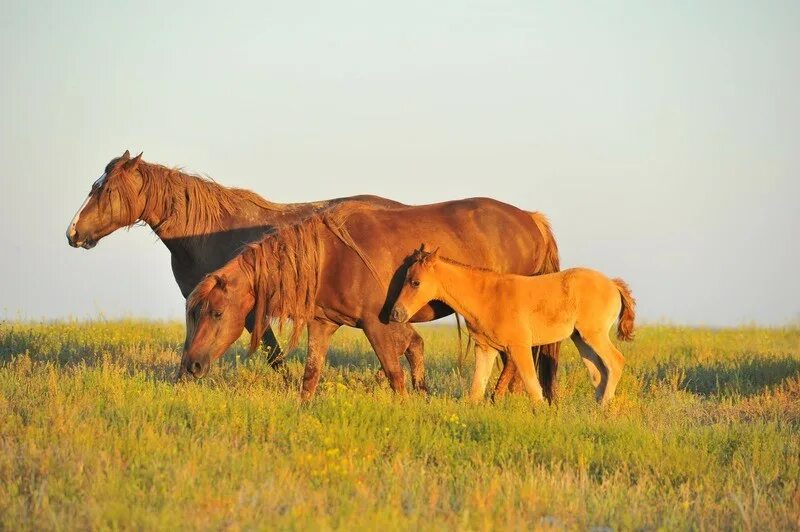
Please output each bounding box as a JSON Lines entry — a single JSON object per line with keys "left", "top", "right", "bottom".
{"left": 1, "top": 320, "right": 798, "bottom": 530}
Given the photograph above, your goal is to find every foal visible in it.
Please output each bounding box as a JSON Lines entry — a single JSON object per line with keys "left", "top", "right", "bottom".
{"left": 390, "top": 248, "right": 636, "bottom": 405}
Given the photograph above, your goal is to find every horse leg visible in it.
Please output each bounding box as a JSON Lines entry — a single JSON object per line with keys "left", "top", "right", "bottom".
{"left": 492, "top": 351, "right": 516, "bottom": 399}
{"left": 244, "top": 311, "right": 284, "bottom": 368}
{"left": 505, "top": 343, "right": 545, "bottom": 404}
{"left": 506, "top": 356, "right": 525, "bottom": 393}
{"left": 404, "top": 327, "right": 428, "bottom": 393}
{"left": 300, "top": 319, "right": 340, "bottom": 401}
{"left": 469, "top": 345, "right": 498, "bottom": 403}
{"left": 571, "top": 331, "right": 604, "bottom": 396}
{"left": 537, "top": 342, "right": 560, "bottom": 403}
{"left": 362, "top": 321, "right": 408, "bottom": 396}
{"left": 261, "top": 326, "right": 284, "bottom": 367}
{"left": 582, "top": 333, "right": 625, "bottom": 405}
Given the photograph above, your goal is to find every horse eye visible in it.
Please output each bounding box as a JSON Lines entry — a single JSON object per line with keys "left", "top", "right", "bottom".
{"left": 212, "top": 310, "right": 223, "bottom": 319}
{"left": 410, "top": 280, "right": 420, "bottom": 288}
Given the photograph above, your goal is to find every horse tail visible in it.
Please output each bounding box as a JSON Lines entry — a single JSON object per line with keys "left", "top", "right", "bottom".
{"left": 529, "top": 211, "right": 561, "bottom": 403}
{"left": 613, "top": 278, "right": 636, "bottom": 341}
{"left": 530, "top": 211, "right": 560, "bottom": 275}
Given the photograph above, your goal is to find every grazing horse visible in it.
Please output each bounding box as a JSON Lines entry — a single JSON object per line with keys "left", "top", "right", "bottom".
{"left": 180, "top": 202, "right": 560, "bottom": 401}
{"left": 390, "top": 248, "right": 636, "bottom": 406}
{"left": 65, "top": 150, "right": 403, "bottom": 363}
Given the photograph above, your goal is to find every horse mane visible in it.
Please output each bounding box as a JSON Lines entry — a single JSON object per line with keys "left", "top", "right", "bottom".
{"left": 103, "top": 160, "right": 279, "bottom": 236}
{"left": 186, "top": 205, "right": 384, "bottom": 354}
{"left": 186, "top": 273, "right": 222, "bottom": 314}
{"left": 244, "top": 207, "right": 385, "bottom": 351}
{"left": 239, "top": 218, "right": 323, "bottom": 352}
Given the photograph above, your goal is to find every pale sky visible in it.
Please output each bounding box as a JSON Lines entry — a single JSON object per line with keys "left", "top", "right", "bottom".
{"left": 1, "top": 1, "right": 798, "bottom": 326}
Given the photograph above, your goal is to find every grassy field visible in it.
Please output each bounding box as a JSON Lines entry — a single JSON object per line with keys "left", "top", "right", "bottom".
{"left": 0, "top": 320, "right": 798, "bottom": 530}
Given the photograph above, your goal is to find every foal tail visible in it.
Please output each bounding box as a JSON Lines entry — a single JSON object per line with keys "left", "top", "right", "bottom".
{"left": 530, "top": 212, "right": 561, "bottom": 403}
{"left": 613, "top": 278, "right": 636, "bottom": 341}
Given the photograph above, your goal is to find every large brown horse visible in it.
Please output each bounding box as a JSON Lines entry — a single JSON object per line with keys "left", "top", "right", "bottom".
{"left": 180, "top": 203, "right": 561, "bottom": 401}
{"left": 65, "top": 150, "right": 403, "bottom": 363}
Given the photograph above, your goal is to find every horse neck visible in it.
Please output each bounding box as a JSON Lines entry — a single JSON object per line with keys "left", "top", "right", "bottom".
{"left": 432, "top": 260, "right": 500, "bottom": 329}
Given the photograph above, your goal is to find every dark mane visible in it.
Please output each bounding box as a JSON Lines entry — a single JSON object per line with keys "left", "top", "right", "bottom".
{"left": 411, "top": 249, "right": 496, "bottom": 273}
{"left": 101, "top": 160, "right": 279, "bottom": 236}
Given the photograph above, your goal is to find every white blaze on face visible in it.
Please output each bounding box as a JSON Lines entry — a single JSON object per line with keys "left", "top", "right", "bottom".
{"left": 66, "top": 173, "right": 106, "bottom": 240}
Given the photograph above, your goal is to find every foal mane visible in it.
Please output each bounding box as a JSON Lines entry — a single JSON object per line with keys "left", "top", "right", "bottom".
{"left": 105, "top": 160, "right": 278, "bottom": 236}
{"left": 411, "top": 249, "right": 496, "bottom": 274}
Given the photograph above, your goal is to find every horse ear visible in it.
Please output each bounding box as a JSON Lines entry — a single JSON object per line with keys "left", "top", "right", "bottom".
{"left": 124, "top": 151, "right": 143, "bottom": 170}
{"left": 213, "top": 274, "right": 227, "bottom": 291}
{"left": 430, "top": 247, "right": 440, "bottom": 260}
{"left": 419, "top": 243, "right": 426, "bottom": 252}
{"left": 121, "top": 150, "right": 131, "bottom": 161}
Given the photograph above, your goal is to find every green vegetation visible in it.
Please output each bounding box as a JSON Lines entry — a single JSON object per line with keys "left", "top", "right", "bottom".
{"left": 1, "top": 321, "right": 798, "bottom": 530}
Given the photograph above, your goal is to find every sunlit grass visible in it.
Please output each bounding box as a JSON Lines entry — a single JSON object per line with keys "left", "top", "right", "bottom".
{"left": 1, "top": 321, "right": 798, "bottom": 529}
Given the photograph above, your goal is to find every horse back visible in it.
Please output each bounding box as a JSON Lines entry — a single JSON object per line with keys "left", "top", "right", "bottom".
{"left": 346, "top": 197, "right": 548, "bottom": 275}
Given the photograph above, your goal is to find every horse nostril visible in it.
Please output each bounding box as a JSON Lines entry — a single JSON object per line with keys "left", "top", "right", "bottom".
{"left": 189, "top": 361, "right": 203, "bottom": 375}
{"left": 390, "top": 307, "right": 404, "bottom": 322}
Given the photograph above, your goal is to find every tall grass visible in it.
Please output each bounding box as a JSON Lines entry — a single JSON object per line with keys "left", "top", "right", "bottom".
{"left": 1, "top": 321, "right": 798, "bottom": 530}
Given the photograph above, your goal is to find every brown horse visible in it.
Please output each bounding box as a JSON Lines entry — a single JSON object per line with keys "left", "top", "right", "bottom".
{"left": 390, "top": 248, "right": 635, "bottom": 405}
{"left": 65, "top": 150, "right": 403, "bottom": 363}
{"left": 181, "top": 202, "right": 561, "bottom": 401}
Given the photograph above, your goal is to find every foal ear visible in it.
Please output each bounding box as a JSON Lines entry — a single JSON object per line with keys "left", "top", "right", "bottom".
{"left": 124, "top": 151, "right": 143, "bottom": 170}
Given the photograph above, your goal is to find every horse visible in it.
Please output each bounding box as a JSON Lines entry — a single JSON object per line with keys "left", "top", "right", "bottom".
{"left": 389, "top": 247, "right": 636, "bottom": 406}
{"left": 65, "top": 150, "right": 404, "bottom": 364}
{"left": 180, "top": 201, "right": 561, "bottom": 401}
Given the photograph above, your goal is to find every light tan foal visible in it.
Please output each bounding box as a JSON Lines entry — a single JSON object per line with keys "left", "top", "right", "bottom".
{"left": 390, "top": 249, "right": 636, "bottom": 406}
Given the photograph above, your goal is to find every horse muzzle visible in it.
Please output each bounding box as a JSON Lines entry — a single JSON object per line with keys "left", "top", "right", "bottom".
{"left": 178, "top": 357, "right": 209, "bottom": 380}
{"left": 389, "top": 306, "right": 409, "bottom": 323}
{"left": 66, "top": 227, "right": 97, "bottom": 249}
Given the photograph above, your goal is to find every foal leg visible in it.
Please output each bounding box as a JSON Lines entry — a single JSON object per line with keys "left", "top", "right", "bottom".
{"left": 469, "top": 345, "right": 498, "bottom": 403}
{"left": 505, "top": 344, "right": 545, "bottom": 403}
{"left": 404, "top": 327, "right": 428, "bottom": 392}
{"left": 571, "top": 331, "right": 604, "bottom": 397}
{"left": 362, "top": 320, "right": 408, "bottom": 396}
{"left": 496, "top": 351, "right": 537, "bottom": 396}
{"left": 583, "top": 334, "right": 625, "bottom": 405}
{"left": 300, "top": 319, "right": 340, "bottom": 401}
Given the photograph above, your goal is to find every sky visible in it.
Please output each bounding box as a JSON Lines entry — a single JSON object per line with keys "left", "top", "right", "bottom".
{"left": 1, "top": 1, "right": 798, "bottom": 326}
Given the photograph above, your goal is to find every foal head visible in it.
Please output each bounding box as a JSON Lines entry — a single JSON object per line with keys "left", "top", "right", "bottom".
{"left": 66, "top": 150, "right": 146, "bottom": 249}
{"left": 390, "top": 246, "right": 442, "bottom": 323}
{"left": 180, "top": 265, "right": 255, "bottom": 379}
